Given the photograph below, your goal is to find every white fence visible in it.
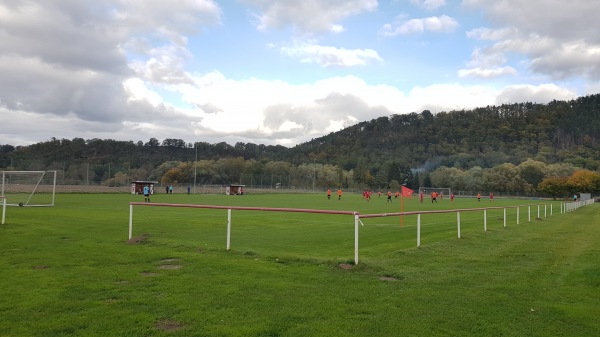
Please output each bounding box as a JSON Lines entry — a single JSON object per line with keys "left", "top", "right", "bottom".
{"left": 1, "top": 196, "right": 5, "bottom": 224}
{"left": 128, "top": 199, "right": 595, "bottom": 265}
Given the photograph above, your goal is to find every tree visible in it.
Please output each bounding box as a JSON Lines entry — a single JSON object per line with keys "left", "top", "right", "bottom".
{"left": 430, "top": 166, "right": 465, "bottom": 190}
{"left": 463, "top": 166, "right": 484, "bottom": 192}
{"left": 538, "top": 176, "right": 568, "bottom": 199}
{"left": 387, "top": 162, "right": 400, "bottom": 183}
{"left": 353, "top": 160, "right": 371, "bottom": 186}
{"left": 374, "top": 168, "right": 388, "bottom": 188}
{"left": 422, "top": 174, "right": 432, "bottom": 188}
{"left": 162, "top": 138, "right": 186, "bottom": 148}
{"left": 145, "top": 138, "right": 160, "bottom": 147}
{"left": 567, "top": 169, "right": 600, "bottom": 193}
{"left": 518, "top": 159, "right": 546, "bottom": 190}
{"left": 482, "top": 163, "right": 527, "bottom": 193}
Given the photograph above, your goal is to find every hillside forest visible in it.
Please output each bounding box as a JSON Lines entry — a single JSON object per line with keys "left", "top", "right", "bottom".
{"left": 1, "top": 94, "right": 600, "bottom": 197}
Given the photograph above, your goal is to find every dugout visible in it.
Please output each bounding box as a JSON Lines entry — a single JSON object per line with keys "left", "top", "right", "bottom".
{"left": 226, "top": 184, "right": 245, "bottom": 195}
{"left": 130, "top": 181, "right": 159, "bottom": 195}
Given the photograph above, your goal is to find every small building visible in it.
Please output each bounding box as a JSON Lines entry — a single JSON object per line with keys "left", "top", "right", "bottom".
{"left": 130, "top": 181, "right": 159, "bottom": 195}
{"left": 226, "top": 184, "right": 245, "bottom": 195}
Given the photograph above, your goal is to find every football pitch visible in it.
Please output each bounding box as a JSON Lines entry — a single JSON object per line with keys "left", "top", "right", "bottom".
{"left": 0, "top": 193, "right": 598, "bottom": 336}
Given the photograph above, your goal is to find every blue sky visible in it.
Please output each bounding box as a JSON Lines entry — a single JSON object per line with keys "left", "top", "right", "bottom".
{"left": 1, "top": 0, "right": 599, "bottom": 147}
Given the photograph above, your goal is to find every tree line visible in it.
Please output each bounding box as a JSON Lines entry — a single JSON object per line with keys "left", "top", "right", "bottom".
{"left": 1, "top": 94, "right": 599, "bottom": 196}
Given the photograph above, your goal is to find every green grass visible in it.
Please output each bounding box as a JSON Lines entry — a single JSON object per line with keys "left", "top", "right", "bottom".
{"left": 0, "top": 193, "right": 598, "bottom": 336}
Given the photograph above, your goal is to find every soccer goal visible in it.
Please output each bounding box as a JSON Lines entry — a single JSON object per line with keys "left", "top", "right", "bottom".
{"left": 418, "top": 187, "right": 452, "bottom": 199}
{"left": 1, "top": 171, "right": 57, "bottom": 207}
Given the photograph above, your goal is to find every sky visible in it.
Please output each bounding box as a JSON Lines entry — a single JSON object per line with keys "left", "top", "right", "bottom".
{"left": 1, "top": 0, "right": 599, "bottom": 148}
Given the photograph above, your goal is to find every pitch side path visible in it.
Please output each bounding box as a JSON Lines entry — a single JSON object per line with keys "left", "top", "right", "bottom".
{"left": 0, "top": 193, "right": 598, "bottom": 336}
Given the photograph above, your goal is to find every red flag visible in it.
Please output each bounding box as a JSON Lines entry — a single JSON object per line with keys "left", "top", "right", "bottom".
{"left": 401, "top": 186, "right": 414, "bottom": 197}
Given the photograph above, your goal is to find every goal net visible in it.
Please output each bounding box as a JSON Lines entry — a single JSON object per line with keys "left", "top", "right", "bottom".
{"left": 418, "top": 187, "right": 452, "bottom": 199}
{"left": 1, "top": 171, "right": 57, "bottom": 207}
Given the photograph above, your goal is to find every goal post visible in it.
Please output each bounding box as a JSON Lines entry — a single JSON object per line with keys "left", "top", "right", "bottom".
{"left": 1, "top": 171, "right": 57, "bottom": 207}
{"left": 418, "top": 187, "right": 452, "bottom": 199}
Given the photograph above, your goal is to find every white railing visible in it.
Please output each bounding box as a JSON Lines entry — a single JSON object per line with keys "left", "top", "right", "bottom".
{"left": 129, "top": 199, "right": 595, "bottom": 265}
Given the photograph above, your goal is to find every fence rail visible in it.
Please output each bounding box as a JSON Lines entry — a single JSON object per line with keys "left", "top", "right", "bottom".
{"left": 128, "top": 200, "right": 595, "bottom": 265}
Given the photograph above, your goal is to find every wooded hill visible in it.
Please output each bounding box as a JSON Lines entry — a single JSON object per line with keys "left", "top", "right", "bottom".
{"left": 1, "top": 93, "right": 599, "bottom": 181}
{"left": 291, "top": 94, "right": 600, "bottom": 172}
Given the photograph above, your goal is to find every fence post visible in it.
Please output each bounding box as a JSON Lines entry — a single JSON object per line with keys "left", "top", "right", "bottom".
{"left": 537, "top": 205, "right": 540, "bottom": 219}
{"left": 2, "top": 197, "right": 6, "bottom": 225}
{"left": 227, "top": 209, "right": 232, "bottom": 250}
{"left": 354, "top": 214, "right": 359, "bottom": 265}
{"left": 457, "top": 212, "right": 461, "bottom": 239}
{"left": 128, "top": 204, "right": 133, "bottom": 240}
{"left": 503, "top": 208, "right": 507, "bottom": 228}
{"left": 528, "top": 206, "right": 531, "bottom": 222}
{"left": 550, "top": 204, "right": 553, "bottom": 216}
{"left": 517, "top": 207, "right": 520, "bottom": 225}
{"left": 484, "top": 209, "right": 487, "bottom": 232}
{"left": 544, "top": 204, "right": 547, "bottom": 218}
{"left": 417, "top": 214, "right": 421, "bottom": 247}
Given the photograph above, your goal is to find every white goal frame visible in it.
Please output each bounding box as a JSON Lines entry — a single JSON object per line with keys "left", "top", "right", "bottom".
{"left": 1, "top": 171, "right": 57, "bottom": 207}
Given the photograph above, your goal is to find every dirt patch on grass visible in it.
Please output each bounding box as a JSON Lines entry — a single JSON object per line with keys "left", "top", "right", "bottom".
{"left": 379, "top": 276, "right": 399, "bottom": 282}
{"left": 155, "top": 319, "right": 185, "bottom": 332}
{"left": 127, "top": 233, "right": 150, "bottom": 244}
{"left": 159, "top": 264, "right": 182, "bottom": 270}
{"left": 338, "top": 263, "right": 354, "bottom": 270}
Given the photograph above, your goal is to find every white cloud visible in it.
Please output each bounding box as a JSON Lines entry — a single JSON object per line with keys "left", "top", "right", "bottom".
{"left": 123, "top": 78, "right": 164, "bottom": 106}
{"left": 458, "top": 47, "right": 517, "bottom": 78}
{"left": 495, "top": 84, "right": 577, "bottom": 105}
{"left": 407, "top": 83, "right": 498, "bottom": 113}
{"left": 462, "top": 0, "right": 600, "bottom": 81}
{"left": 410, "top": 0, "right": 447, "bottom": 11}
{"left": 466, "top": 27, "right": 517, "bottom": 41}
{"left": 242, "top": 0, "right": 377, "bottom": 34}
{"left": 458, "top": 66, "right": 517, "bottom": 79}
{"left": 380, "top": 15, "right": 459, "bottom": 37}
{"left": 279, "top": 41, "right": 383, "bottom": 67}
{"left": 462, "top": 0, "right": 600, "bottom": 44}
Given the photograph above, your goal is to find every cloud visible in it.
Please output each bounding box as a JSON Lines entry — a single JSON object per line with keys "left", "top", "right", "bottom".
{"left": 458, "top": 66, "right": 517, "bottom": 79}
{"left": 242, "top": 0, "right": 377, "bottom": 34}
{"left": 279, "top": 41, "right": 383, "bottom": 67}
{"left": 495, "top": 84, "right": 577, "bottom": 104}
{"left": 380, "top": 15, "right": 459, "bottom": 37}
{"left": 462, "top": 0, "right": 600, "bottom": 81}
{"left": 457, "top": 47, "right": 517, "bottom": 78}
{"left": 463, "top": 0, "right": 600, "bottom": 44}
{"left": 407, "top": 83, "right": 498, "bottom": 113}
{"left": 466, "top": 27, "right": 518, "bottom": 41}
{"left": 0, "top": 1, "right": 220, "bottom": 140}
{"left": 0, "top": 65, "right": 583, "bottom": 147}
{"left": 410, "top": 0, "right": 447, "bottom": 11}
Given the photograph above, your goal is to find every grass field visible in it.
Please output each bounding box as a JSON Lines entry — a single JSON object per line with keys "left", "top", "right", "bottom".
{"left": 0, "top": 192, "right": 598, "bottom": 336}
